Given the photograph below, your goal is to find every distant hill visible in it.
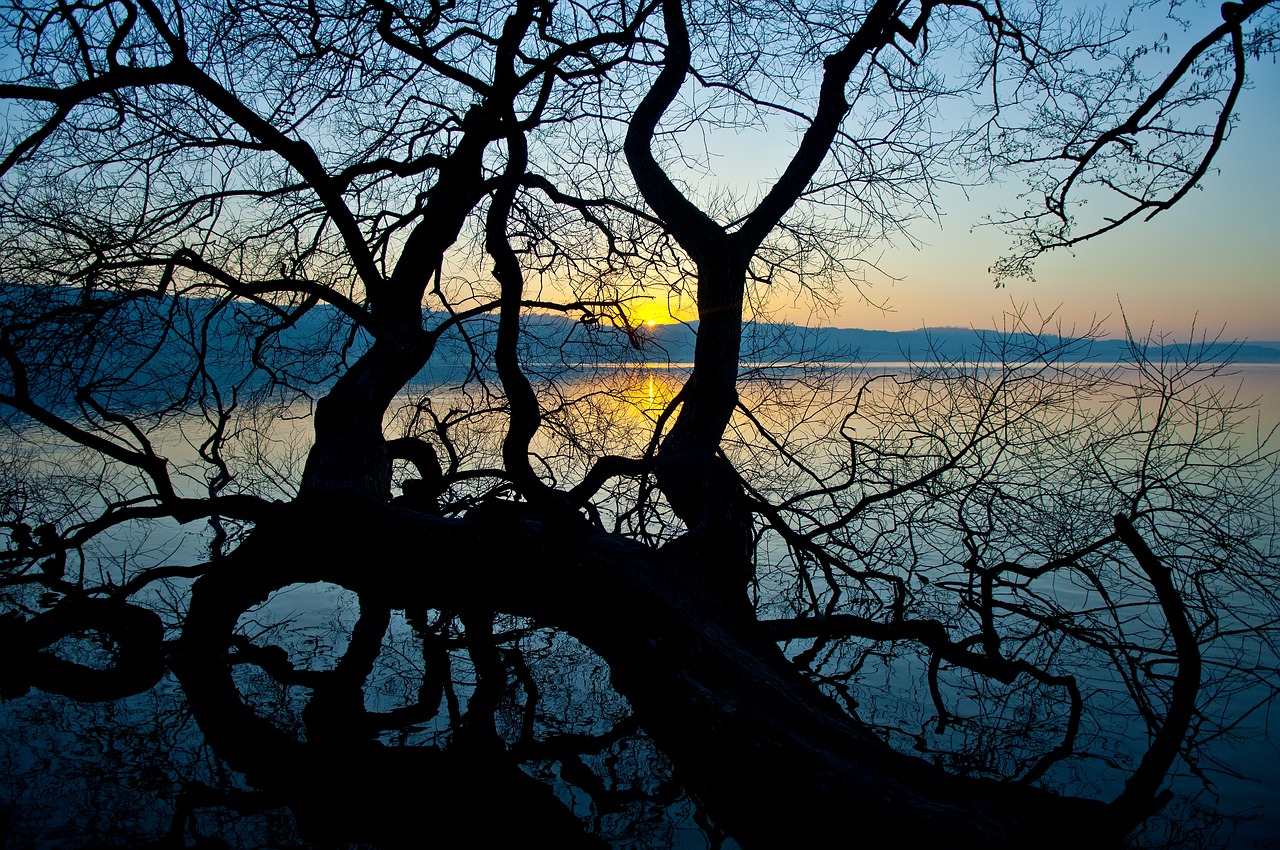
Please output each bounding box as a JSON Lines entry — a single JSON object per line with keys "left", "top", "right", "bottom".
{"left": 611, "top": 320, "right": 1280, "bottom": 367}
{"left": 5, "top": 283, "right": 1276, "bottom": 413}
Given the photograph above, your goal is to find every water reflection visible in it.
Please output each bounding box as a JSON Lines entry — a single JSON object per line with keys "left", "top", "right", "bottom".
{"left": 628, "top": 372, "right": 679, "bottom": 421}
{"left": 1, "top": 584, "right": 734, "bottom": 848}
{"left": 2, "top": 362, "right": 1278, "bottom": 848}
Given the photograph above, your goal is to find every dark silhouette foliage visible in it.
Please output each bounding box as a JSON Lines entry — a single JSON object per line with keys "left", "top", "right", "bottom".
{"left": 1, "top": 0, "right": 1278, "bottom": 846}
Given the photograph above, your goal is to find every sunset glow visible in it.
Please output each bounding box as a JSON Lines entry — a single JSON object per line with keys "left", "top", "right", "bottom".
{"left": 623, "top": 370, "right": 678, "bottom": 418}
{"left": 625, "top": 294, "right": 693, "bottom": 328}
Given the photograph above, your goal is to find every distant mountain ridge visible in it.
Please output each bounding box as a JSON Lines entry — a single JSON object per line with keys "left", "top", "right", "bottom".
{"left": 619, "top": 320, "right": 1280, "bottom": 366}
{"left": 5, "top": 283, "right": 1276, "bottom": 414}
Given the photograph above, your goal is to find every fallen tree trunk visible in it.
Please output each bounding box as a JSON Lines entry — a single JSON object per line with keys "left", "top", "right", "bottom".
{"left": 170, "top": 493, "right": 1128, "bottom": 848}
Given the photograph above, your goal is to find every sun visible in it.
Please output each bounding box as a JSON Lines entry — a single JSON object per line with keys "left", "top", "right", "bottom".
{"left": 626, "top": 295, "right": 691, "bottom": 328}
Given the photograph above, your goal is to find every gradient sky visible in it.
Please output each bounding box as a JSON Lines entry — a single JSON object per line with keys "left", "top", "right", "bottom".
{"left": 744, "top": 7, "right": 1280, "bottom": 343}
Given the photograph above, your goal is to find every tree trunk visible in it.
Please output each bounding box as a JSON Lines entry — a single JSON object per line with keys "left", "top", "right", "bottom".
{"left": 298, "top": 327, "right": 433, "bottom": 500}
{"left": 174, "top": 494, "right": 1128, "bottom": 849}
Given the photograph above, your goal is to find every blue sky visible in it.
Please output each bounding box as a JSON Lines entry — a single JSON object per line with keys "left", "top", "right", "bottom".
{"left": 803, "top": 9, "right": 1280, "bottom": 343}
{"left": 674, "top": 2, "right": 1280, "bottom": 343}
{"left": 849, "top": 56, "right": 1280, "bottom": 343}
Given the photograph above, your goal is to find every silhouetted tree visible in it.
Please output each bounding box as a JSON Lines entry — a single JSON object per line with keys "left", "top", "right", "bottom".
{"left": 1, "top": 0, "right": 1277, "bottom": 847}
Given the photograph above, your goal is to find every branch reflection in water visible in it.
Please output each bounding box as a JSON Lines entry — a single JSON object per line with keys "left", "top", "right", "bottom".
{"left": 1, "top": 352, "right": 1278, "bottom": 849}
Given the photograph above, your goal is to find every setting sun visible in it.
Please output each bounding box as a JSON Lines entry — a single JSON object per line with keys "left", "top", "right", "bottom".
{"left": 625, "top": 294, "right": 693, "bottom": 328}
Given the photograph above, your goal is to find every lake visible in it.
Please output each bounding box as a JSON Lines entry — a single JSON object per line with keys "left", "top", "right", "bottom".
{"left": 1, "top": 359, "right": 1278, "bottom": 848}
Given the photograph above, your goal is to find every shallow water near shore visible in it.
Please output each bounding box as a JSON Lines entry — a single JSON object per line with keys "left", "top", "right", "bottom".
{"left": 2, "top": 362, "right": 1278, "bottom": 848}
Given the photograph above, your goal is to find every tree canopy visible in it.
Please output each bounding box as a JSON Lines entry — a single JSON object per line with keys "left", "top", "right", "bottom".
{"left": 1, "top": 0, "right": 1278, "bottom": 846}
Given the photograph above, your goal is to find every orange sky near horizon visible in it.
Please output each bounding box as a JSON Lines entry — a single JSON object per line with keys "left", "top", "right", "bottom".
{"left": 831, "top": 62, "right": 1280, "bottom": 343}
{"left": 633, "top": 4, "right": 1280, "bottom": 344}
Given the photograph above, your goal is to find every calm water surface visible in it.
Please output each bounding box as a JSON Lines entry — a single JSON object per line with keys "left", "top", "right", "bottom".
{"left": 2, "top": 362, "right": 1278, "bottom": 848}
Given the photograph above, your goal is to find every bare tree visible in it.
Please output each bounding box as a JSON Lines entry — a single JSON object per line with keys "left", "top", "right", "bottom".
{"left": 0, "top": 0, "right": 1277, "bottom": 846}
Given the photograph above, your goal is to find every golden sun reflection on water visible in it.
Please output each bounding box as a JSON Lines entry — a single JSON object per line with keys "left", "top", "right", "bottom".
{"left": 616, "top": 369, "right": 680, "bottom": 420}
{"left": 527, "top": 368, "right": 686, "bottom": 460}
